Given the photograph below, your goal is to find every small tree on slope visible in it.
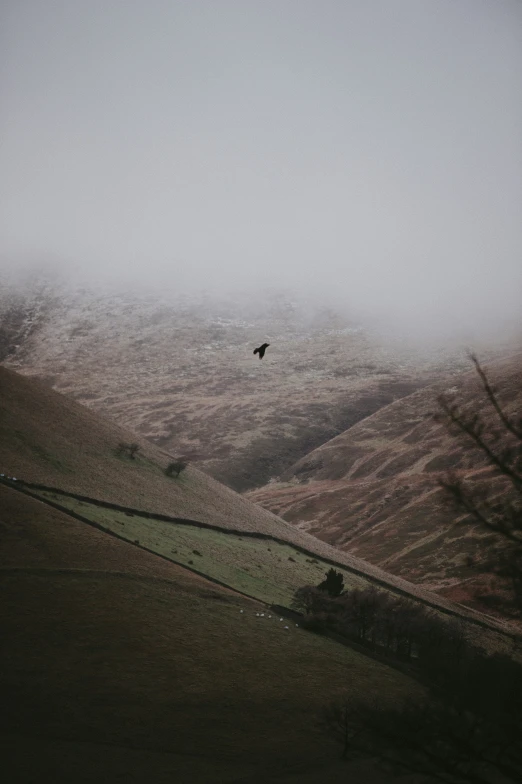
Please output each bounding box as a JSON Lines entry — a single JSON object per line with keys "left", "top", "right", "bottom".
{"left": 318, "top": 568, "right": 345, "bottom": 597}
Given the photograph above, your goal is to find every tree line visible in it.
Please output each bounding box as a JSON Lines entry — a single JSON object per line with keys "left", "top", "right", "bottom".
{"left": 321, "top": 634, "right": 522, "bottom": 783}
{"left": 293, "top": 575, "right": 468, "bottom": 680}
{"left": 298, "top": 573, "right": 522, "bottom": 781}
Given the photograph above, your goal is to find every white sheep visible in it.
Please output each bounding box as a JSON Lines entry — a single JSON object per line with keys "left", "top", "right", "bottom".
{"left": 284, "top": 626, "right": 289, "bottom": 630}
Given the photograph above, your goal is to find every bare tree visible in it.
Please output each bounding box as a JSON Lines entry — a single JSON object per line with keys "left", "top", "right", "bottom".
{"left": 320, "top": 698, "right": 362, "bottom": 760}
{"left": 292, "top": 585, "right": 324, "bottom": 615}
{"left": 437, "top": 353, "right": 522, "bottom": 611}
{"left": 322, "top": 683, "right": 522, "bottom": 784}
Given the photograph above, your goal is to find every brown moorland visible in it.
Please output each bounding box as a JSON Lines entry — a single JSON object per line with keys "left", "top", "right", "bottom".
{"left": 247, "top": 354, "right": 522, "bottom": 616}
{"left": 1, "top": 279, "right": 484, "bottom": 491}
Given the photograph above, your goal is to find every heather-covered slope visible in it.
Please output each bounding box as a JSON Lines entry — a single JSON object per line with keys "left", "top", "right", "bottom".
{"left": 1, "top": 278, "right": 476, "bottom": 491}
{"left": 248, "top": 355, "right": 522, "bottom": 612}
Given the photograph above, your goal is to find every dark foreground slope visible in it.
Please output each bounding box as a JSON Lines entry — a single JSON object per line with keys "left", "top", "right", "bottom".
{"left": 1, "top": 483, "right": 424, "bottom": 783}
{"left": 248, "top": 354, "right": 522, "bottom": 615}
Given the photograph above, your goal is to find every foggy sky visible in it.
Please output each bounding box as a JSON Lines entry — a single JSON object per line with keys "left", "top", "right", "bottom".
{"left": 1, "top": 1, "right": 521, "bottom": 337}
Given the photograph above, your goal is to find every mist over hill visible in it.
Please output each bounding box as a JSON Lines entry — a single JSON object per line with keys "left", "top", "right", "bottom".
{"left": 2, "top": 1, "right": 522, "bottom": 779}
{"left": 3, "top": 268, "right": 515, "bottom": 494}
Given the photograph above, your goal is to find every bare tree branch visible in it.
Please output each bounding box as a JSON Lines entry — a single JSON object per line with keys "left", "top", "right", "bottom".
{"left": 437, "top": 394, "right": 522, "bottom": 493}
{"left": 469, "top": 353, "right": 522, "bottom": 441}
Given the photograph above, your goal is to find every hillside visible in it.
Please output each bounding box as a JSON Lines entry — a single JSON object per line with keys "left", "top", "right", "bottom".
{"left": 1, "top": 363, "right": 512, "bottom": 629}
{"left": 0, "top": 363, "right": 302, "bottom": 533}
{"left": 1, "top": 354, "right": 517, "bottom": 781}
{"left": 0, "top": 275, "right": 483, "bottom": 490}
{"left": 247, "top": 354, "right": 522, "bottom": 614}
{"left": 3, "top": 483, "right": 427, "bottom": 782}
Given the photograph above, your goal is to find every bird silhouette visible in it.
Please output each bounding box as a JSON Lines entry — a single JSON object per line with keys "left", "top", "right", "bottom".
{"left": 253, "top": 342, "right": 270, "bottom": 359}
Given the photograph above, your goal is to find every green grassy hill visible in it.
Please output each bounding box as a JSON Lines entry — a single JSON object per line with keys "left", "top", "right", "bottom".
{"left": 19, "top": 486, "right": 374, "bottom": 605}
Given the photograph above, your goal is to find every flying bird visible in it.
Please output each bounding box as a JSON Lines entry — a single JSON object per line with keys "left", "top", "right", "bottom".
{"left": 253, "top": 342, "right": 270, "bottom": 359}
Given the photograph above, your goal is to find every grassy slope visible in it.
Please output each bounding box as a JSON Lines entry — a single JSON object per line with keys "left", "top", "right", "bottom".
{"left": 30, "top": 488, "right": 372, "bottom": 605}
{"left": 0, "top": 363, "right": 500, "bottom": 624}
{"left": 1, "top": 484, "right": 421, "bottom": 783}
{"left": 25, "top": 487, "right": 514, "bottom": 654}
{"left": 248, "top": 355, "right": 522, "bottom": 612}
{"left": 0, "top": 364, "right": 286, "bottom": 531}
